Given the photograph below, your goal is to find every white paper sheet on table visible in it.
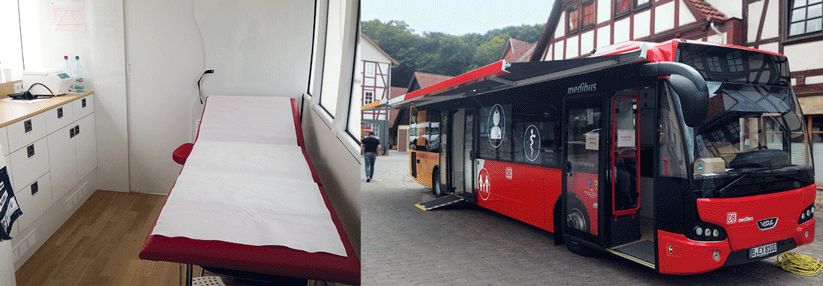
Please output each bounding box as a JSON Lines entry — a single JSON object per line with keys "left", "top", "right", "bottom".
{"left": 184, "top": 140, "right": 314, "bottom": 181}
{"left": 198, "top": 96, "right": 297, "bottom": 144}
{"left": 152, "top": 171, "right": 347, "bottom": 257}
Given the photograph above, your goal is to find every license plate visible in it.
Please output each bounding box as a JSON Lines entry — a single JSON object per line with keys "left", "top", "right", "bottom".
{"left": 749, "top": 242, "right": 777, "bottom": 259}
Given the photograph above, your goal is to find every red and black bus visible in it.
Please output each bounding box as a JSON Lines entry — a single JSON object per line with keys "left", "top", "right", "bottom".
{"left": 368, "top": 39, "right": 816, "bottom": 274}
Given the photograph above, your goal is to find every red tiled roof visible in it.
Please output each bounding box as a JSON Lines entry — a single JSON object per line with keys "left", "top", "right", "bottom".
{"left": 388, "top": 87, "right": 408, "bottom": 126}
{"left": 687, "top": 0, "right": 726, "bottom": 20}
{"left": 361, "top": 33, "right": 400, "bottom": 65}
{"left": 501, "top": 38, "right": 536, "bottom": 63}
{"left": 409, "top": 72, "right": 453, "bottom": 90}
{"left": 389, "top": 87, "right": 408, "bottom": 99}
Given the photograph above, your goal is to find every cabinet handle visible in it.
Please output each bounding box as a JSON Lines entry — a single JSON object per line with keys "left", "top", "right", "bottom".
{"left": 70, "top": 127, "right": 76, "bottom": 138}
{"left": 82, "top": 98, "right": 87, "bottom": 108}
{"left": 27, "top": 145, "right": 35, "bottom": 158}
{"left": 75, "top": 125, "right": 80, "bottom": 135}
{"left": 31, "top": 181, "right": 39, "bottom": 196}
{"left": 58, "top": 107, "right": 63, "bottom": 119}
{"left": 24, "top": 119, "right": 32, "bottom": 133}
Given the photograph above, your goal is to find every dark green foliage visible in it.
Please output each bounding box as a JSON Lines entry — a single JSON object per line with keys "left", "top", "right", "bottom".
{"left": 361, "top": 19, "right": 545, "bottom": 87}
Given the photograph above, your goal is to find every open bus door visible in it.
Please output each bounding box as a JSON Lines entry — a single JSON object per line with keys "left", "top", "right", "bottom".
{"left": 562, "top": 94, "right": 607, "bottom": 254}
{"left": 562, "top": 89, "right": 654, "bottom": 268}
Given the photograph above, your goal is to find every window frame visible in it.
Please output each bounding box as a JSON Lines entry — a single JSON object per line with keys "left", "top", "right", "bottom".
{"left": 567, "top": 6, "right": 581, "bottom": 35}
{"left": 614, "top": 0, "right": 632, "bottom": 18}
{"left": 582, "top": 1, "right": 596, "bottom": 30}
{"left": 635, "top": 0, "right": 652, "bottom": 11}
{"left": 567, "top": 1, "right": 596, "bottom": 35}
{"left": 787, "top": 0, "right": 823, "bottom": 40}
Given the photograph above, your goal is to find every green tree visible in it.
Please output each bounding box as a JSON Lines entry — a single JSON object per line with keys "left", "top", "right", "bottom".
{"left": 361, "top": 19, "right": 545, "bottom": 82}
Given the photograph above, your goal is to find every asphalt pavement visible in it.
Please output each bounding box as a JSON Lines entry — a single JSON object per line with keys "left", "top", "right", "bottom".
{"left": 361, "top": 150, "right": 823, "bottom": 285}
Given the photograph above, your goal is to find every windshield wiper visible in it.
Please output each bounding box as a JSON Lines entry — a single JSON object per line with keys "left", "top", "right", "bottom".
{"left": 715, "top": 168, "right": 811, "bottom": 198}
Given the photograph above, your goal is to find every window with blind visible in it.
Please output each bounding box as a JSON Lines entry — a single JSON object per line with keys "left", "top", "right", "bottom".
{"left": 789, "top": 0, "right": 823, "bottom": 37}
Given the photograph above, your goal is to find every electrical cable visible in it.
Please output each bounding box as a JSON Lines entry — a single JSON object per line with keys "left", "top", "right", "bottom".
{"left": 28, "top": 82, "right": 55, "bottom": 97}
{"left": 197, "top": 70, "right": 214, "bottom": 104}
{"left": 774, "top": 252, "right": 823, "bottom": 276}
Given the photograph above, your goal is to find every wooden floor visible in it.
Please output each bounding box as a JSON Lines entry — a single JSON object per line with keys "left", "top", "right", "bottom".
{"left": 14, "top": 190, "right": 323, "bottom": 286}
{"left": 15, "top": 190, "right": 182, "bottom": 285}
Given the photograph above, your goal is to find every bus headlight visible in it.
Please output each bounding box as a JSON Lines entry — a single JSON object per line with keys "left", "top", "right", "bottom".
{"left": 798, "top": 204, "right": 815, "bottom": 225}
{"left": 688, "top": 223, "right": 726, "bottom": 241}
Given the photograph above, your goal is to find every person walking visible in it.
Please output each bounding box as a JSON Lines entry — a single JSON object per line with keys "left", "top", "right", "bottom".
{"left": 361, "top": 131, "right": 381, "bottom": 182}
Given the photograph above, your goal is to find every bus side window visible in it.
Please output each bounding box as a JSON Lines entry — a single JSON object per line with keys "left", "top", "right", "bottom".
{"left": 659, "top": 84, "right": 688, "bottom": 177}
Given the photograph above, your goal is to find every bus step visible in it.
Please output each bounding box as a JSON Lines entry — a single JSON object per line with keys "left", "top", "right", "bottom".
{"left": 607, "top": 240, "right": 656, "bottom": 269}
{"left": 415, "top": 194, "right": 466, "bottom": 211}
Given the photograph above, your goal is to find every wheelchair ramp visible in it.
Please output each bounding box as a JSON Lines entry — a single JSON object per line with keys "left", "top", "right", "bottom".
{"left": 608, "top": 240, "right": 656, "bottom": 269}
{"left": 415, "top": 194, "right": 465, "bottom": 211}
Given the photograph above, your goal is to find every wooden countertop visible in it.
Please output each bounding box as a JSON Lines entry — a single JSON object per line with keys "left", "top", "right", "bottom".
{"left": 0, "top": 80, "right": 94, "bottom": 128}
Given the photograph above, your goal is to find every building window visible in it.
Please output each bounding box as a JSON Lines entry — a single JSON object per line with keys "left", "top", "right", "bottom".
{"left": 0, "top": 0, "right": 23, "bottom": 80}
{"left": 568, "top": 7, "right": 580, "bottom": 34}
{"left": 789, "top": 0, "right": 823, "bottom": 37}
{"left": 583, "top": 2, "right": 595, "bottom": 28}
{"left": 615, "top": 0, "right": 631, "bottom": 16}
{"left": 568, "top": 1, "right": 595, "bottom": 34}
{"left": 365, "top": 62, "right": 375, "bottom": 77}
{"left": 636, "top": 0, "right": 651, "bottom": 9}
{"left": 364, "top": 91, "right": 373, "bottom": 105}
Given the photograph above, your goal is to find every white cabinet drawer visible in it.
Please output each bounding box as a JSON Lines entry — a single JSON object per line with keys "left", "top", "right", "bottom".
{"left": 73, "top": 94, "right": 94, "bottom": 119}
{"left": 10, "top": 137, "right": 49, "bottom": 190}
{"left": 48, "top": 124, "right": 78, "bottom": 200}
{"left": 7, "top": 113, "right": 46, "bottom": 153}
{"left": 0, "top": 126, "right": 8, "bottom": 156}
{"left": 45, "top": 104, "right": 75, "bottom": 135}
{"left": 14, "top": 172, "right": 53, "bottom": 232}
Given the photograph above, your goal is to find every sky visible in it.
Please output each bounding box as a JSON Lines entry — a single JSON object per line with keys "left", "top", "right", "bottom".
{"left": 361, "top": 0, "right": 556, "bottom": 36}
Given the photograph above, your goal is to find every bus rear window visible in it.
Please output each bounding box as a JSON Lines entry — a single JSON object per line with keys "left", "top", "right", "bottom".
{"left": 676, "top": 43, "right": 790, "bottom": 86}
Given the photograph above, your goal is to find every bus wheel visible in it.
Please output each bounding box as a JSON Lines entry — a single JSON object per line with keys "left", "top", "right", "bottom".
{"left": 432, "top": 168, "right": 444, "bottom": 197}
{"left": 564, "top": 195, "right": 593, "bottom": 256}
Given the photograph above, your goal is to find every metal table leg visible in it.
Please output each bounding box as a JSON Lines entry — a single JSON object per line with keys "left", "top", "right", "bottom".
{"left": 185, "top": 264, "right": 193, "bottom": 286}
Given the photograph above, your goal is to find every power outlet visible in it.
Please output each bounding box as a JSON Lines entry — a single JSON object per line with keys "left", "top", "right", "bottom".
{"left": 13, "top": 82, "right": 24, "bottom": 93}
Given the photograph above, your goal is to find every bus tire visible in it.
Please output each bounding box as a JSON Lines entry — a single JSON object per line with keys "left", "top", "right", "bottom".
{"left": 432, "top": 168, "right": 444, "bottom": 197}
{"left": 564, "top": 194, "right": 593, "bottom": 256}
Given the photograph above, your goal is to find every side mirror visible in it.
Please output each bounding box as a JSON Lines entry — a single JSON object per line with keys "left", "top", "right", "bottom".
{"left": 669, "top": 74, "right": 709, "bottom": 127}
{"left": 641, "top": 62, "right": 709, "bottom": 127}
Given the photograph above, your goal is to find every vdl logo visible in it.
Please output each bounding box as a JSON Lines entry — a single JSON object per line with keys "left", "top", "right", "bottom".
{"left": 757, "top": 218, "right": 778, "bottom": 230}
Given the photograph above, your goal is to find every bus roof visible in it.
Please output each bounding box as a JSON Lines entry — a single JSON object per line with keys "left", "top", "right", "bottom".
{"left": 363, "top": 39, "right": 781, "bottom": 111}
{"left": 364, "top": 48, "right": 647, "bottom": 110}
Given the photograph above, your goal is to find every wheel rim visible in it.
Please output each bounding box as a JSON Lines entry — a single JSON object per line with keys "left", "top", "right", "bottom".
{"left": 567, "top": 208, "right": 587, "bottom": 232}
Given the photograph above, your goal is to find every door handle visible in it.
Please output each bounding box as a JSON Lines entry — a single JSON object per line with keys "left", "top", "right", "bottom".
{"left": 565, "top": 161, "right": 572, "bottom": 175}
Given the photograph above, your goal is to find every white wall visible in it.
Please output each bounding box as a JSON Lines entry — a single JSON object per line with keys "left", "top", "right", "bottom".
{"left": 655, "top": 1, "right": 675, "bottom": 34}
{"left": 19, "top": 0, "right": 128, "bottom": 192}
{"left": 704, "top": 0, "right": 742, "bottom": 19}
{"left": 194, "top": 0, "right": 314, "bottom": 97}
{"left": 124, "top": 0, "right": 203, "bottom": 194}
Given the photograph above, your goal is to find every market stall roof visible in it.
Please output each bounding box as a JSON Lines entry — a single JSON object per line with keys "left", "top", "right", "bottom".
{"left": 363, "top": 47, "right": 648, "bottom": 111}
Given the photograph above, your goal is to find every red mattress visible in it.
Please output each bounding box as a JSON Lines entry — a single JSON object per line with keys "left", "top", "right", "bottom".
{"left": 139, "top": 97, "right": 360, "bottom": 285}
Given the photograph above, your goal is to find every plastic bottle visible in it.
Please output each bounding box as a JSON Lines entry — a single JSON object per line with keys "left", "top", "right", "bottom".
{"left": 63, "top": 56, "right": 74, "bottom": 92}
{"left": 73, "top": 56, "right": 84, "bottom": 92}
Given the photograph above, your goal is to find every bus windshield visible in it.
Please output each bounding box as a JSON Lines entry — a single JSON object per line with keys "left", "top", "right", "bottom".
{"left": 693, "top": 83, "right": 811, "bottom": 172}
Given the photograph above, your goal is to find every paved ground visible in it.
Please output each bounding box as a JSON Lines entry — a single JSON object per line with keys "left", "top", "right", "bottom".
{"left": 361, "top": 151, "right": 823, "bottom": 285}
